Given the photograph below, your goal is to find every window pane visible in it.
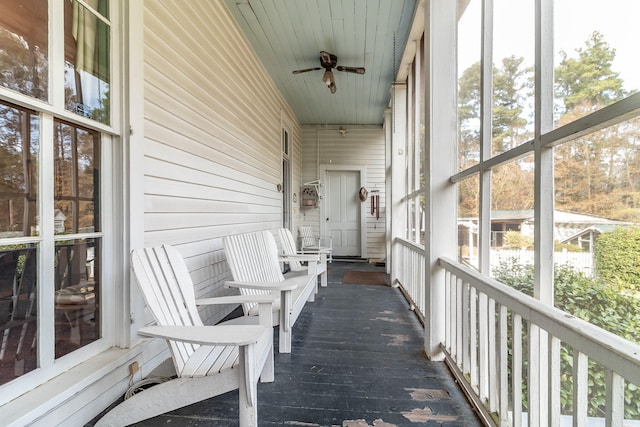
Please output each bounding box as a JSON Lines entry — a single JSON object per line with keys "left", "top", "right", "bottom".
{"left": 0, "top": 102, "right": 39, "bottom": 238}
{"left": 64, "top": 0, "right": 110, "bottom": 124}
{"left": 457, "top": 0, "right": 481, "bottom": 171}
{"left": 55, "top": 239, "right": 100, "bottom": 358}
{"left": 554, "top": 0, "right": 639, "bottom": 127}
{"left": 0, "top": 245, "right": 38, "bottom": 385}
{"left": 458, "top": 175, "right": 479, "bottom": 269}
{"left": 490, "top": 155, "right": 534, "bottom": 275}
{"left": 54, "top": 121, "right": 100, "bottom": 235}
{"left": 492, "top": 0, "right": 534, "bottom": 156}
{"left": 0, "top": 0, "right": 48, "bottom": 101}
{"left": 554, "top": 118, "right": 640, "bottom": 346}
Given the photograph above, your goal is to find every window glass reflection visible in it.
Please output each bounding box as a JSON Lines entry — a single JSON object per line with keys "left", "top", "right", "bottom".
{"left": 54, "top": 121, "right": 100, "bottom": 235}
{"left": 64, "top": 0, "right": 111, "bottom": 124}
{"left": 0, "top": 245, "right": 38, "bottom": 385}
{"left": 55, "top": 239, "right": 99, "bottom": 358}
{"left": 0, "top": 102, "right": 39, "bottom": 238}
{"left": 0, "top": 0, "right": 48, "bottom": 101}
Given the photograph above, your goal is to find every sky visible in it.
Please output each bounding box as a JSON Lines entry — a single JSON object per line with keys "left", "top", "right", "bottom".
{"left": 458, "top": 0, "right": 640, "bottom": 93}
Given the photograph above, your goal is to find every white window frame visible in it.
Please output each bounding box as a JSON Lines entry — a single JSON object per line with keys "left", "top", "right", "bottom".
{"left": 0, "top": 0, "right": 124, "bottom": 404}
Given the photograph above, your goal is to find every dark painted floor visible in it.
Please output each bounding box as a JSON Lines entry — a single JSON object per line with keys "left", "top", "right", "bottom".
{"left": 130, "top": 261, "right": 483, "bottom": 426}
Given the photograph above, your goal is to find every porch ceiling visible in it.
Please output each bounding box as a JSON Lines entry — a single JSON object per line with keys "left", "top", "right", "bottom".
{"left": 223, "top": 0, "right": 417, "bottom": 126}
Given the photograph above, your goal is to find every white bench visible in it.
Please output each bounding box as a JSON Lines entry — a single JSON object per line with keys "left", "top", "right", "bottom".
{"left": 95, "top": 245, "right": 275, "bottom": 427}
{"left": 223, "top": 230, "right": 317, "bottom": 353}
{"left": 278, "top": 227, "right": 328, "bottom": 287}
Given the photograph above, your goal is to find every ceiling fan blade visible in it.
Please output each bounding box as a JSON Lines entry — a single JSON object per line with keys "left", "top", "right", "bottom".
{"left": 292, "top": 67, "right": 322, "bottom": 74}
{"left": 336, "top": 66, "right": 366, "bottom": 75}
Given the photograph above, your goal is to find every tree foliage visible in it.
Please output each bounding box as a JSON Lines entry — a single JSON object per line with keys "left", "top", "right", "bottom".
{"left": 595, "top": 226, "right": 640, "bottom": 292}
{"left": 555, "top": 32, "right": 626, "bottom": 114}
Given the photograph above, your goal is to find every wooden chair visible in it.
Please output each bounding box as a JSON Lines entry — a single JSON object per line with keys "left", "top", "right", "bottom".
{"left": 95, "top": 245, "right": 275, "bottom": 427}
{"left": 299, "top": 225, "right": 333, "bottom": 262}
{"left": 223, "top": 230, "right": 317, "bottom": 353}
{"left": 277, "top": 227, "right": 328, "bottom": 287}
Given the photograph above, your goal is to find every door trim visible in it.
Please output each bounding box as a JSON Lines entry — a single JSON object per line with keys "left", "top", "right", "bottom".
{"left": 319, "top": 164, "right": 367, "bottom": 258}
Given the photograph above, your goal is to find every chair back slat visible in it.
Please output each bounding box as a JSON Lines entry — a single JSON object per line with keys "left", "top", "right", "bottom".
{"left": 277, "top": 228, "right": 303, "bottom": 270}
{"left": 131, "top": 245, "right": 204, "bottom": 374}
{"left": 299, "top": 226, "right": 316, "bottom": 248}
{"left": 223, "top": 231, "right": 284, "bottom": 313}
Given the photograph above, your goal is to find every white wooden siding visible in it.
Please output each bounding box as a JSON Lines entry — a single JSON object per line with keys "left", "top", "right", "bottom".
{"left": 144, "top": 0, "right": 302, "bottom": 324}
{"left": 301, "top": 126, "right": 386, "bottom": 260}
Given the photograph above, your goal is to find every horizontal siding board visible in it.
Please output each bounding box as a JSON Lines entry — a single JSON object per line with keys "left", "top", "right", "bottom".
{"left": 144, "top": 177, "right": 279, "bottom": 207}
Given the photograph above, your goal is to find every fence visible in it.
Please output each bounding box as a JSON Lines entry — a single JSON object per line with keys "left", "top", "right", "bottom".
{"left": 489, "top": 249, "right": 594, "bottom": 277}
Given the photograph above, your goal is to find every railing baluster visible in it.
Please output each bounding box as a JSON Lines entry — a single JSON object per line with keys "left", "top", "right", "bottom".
{"left": 445, "top": 270, "right": 451, "bottom": 352}
{"left": 488, "top": 297, "right": 497, "bottom": 412}
{"left": 528, "top": 324, "right": 540, "bottom": 427}
{"left": 462, "top": 281, "right": 470, "bottom": 375}
{"left": 604, "top": 369, "right": 624, "bottom": 426}
{"left": 513, "top": 314, "right": 522, "bottom": 427}
{"left": 572, "top": 350, "right": 588, "bottom": 427}
{"left": 470, "top": 287, "right": 478, "bottom": 390}
{"left": 548, "top": 335, "right": 561, "bottom": 426}
{"left": 456, "top": 276, "right": 463, "bottom": 365}
{"left": 478, "top": 292, "right": 488, "bottom": 403}
{"left": 451, "top": 274, "right": 458, "bottom": 360}
{"left": 499, "top": 304, "right": 509, "bottom": 426}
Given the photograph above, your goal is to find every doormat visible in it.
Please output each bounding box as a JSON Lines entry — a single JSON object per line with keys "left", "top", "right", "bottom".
{"left": 342, "top": 271, "right": 388, "bottom": 286}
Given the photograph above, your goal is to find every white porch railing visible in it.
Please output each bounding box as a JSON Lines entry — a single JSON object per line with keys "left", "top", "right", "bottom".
{"left": 392, "top": 239, "right": 640, "bottom": 426}
{"left": 393, "top": 239, "right": 425, "bottom": 322}
{"left": 439, "top": 257, "right": 640, "bottom": 426}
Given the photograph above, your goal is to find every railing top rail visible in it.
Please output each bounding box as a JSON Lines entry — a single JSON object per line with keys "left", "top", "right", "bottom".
{"left": 439, "top": 256, "right": 640, "bottom": 385}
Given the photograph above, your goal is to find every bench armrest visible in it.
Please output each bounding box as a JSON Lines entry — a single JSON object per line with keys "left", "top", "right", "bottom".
{"left": 196, "top": 294, "right": 279, "bottom": 306}
{"left": 279, "top": 254, "right": 320, "bottom": 262}
{"left": 138, "top": 325, "right": 266, "bottom": 346}
{"left": 225, "top": 280, "right": 298, "bottom": 291}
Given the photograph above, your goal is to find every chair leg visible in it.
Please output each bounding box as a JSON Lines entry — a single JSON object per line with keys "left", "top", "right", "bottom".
{"left": 239, "top": 345, "right": 259, "bottom": 427}
{"left": 279, "top": 323, "right": 291, "bottom": 353}
{"left": 320, "top": 271, "right": 327, "bottom": 287}
{"left": 261, "top": 344, "right": 274, "bottom": 383}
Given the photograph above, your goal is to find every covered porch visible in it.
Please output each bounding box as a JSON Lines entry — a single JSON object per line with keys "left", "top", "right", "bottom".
{"left": 115, "top": 261, "right": 482, "bottom": 426}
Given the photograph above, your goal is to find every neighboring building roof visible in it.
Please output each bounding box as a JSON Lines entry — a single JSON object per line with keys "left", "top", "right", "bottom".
{"left": 490, "top": 209, "right": 631, "bottom": 225}
{"left": 490, "top": 210, "right": 534, "bottom": 221}
{"left": 560, "top": 224, "right": 628, "bottom": 244}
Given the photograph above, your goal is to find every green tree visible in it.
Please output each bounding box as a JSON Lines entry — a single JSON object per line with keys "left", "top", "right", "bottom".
{"left": 492, "top": 56, "right": 532, "bottom": 154}
{"left": 458, "top": 61, "right": 481, "bottom": 170}
{"left": 555, "top": 31, "right": 626, "bottom": 114}
{"left": 554, "top": 32, "right": 640, "bottom": 222}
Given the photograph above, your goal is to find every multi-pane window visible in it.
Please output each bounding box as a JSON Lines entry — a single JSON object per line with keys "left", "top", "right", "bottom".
{"left": 454, "top": 0, "right": 640, "bottom": 418}
{"left": 0, "top": 0, "right": 111, "bottom": 388}
{"left": 404, "top": 35, "right": 426, "bottom": 246}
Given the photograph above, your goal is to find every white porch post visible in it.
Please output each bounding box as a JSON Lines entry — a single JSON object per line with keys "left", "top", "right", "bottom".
{"left": 390, "top": 85, "right": 407, "bottom": 284}
{"left": 424, "top": 0, "right": 458, "bottom": 360}
{"left": 531, "top": 0, "right": 555, "bottom": 423}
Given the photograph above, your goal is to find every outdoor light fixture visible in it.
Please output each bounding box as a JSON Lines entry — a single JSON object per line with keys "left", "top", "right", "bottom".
{"left": 322, "top": 70, "right": 336, "bottom": 93}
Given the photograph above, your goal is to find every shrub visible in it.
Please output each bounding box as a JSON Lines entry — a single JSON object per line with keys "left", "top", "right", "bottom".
{"left": 595, "top": 226, "right": 640, "bottom": 292}
{"left": 492, "top": 260, "right": 640, "bottom": 418}
{"left": 503, "top": 230, "right": 533, "bottom": 249}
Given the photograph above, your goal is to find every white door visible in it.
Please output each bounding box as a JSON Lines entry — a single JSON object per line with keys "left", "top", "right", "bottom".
{"left": 324, "top": 170, "right": 360, "bottom": 256}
